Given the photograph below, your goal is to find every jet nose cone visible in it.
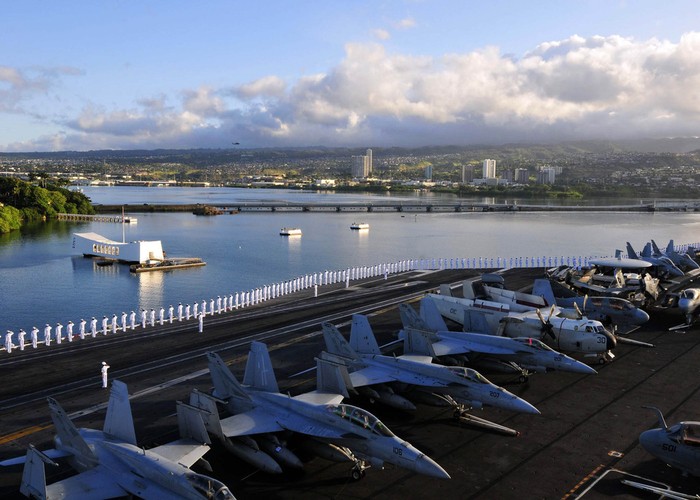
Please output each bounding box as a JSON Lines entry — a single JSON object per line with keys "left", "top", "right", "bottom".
{"left": 604, "top": 332, "right": 617, "bottom": 350}
{"left": 503, "top": 391, "right": 540, "bottom": 415}
{"left": 638, "top": 429, "right": 656, "bottom": 453}
{"left": 568, "top": 360, "right": 598, "bottom": 375}
{"left": 678, "top": 299, "right": 692, "bottom": 314}
{"left": 636, "top": 309, "right": 651, "bottom": 324}
{"left": 416, "top": 453, "right": 451, "bottom": 480}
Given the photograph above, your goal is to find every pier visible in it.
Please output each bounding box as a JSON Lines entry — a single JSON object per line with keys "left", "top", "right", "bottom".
{"left": 58, "top": 212, "right": 138, "bottom": 223}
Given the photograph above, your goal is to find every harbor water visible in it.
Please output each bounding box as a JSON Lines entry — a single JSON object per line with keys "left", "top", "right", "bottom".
{"left": 2, "top": 186, "right": 700, "bottom": 333}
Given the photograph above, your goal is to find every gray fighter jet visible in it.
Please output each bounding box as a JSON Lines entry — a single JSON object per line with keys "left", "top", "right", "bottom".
{"left": 193, "top": 345, "right": 450, "bottom": 481}
{"left": 651, "top": 239, "right": 700, "bottom": 272}
{"left": 627, "top": 241, "right": 685, "bottom": 278}
{"left": 0, "top": 380, "right": 235, "bottom": 499}
{"left": 639, "top": 406, "right": 700, "bottom": 477}
{"left": 398, "top": 299, "right": 597, "bottom": 378}
{"left": 322, "top": 315, "right": 540, "bottom": 416}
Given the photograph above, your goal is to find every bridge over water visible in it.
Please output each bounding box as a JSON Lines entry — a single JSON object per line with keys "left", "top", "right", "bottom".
{"left": 91, "top": 201, "right": 698, "bottom": 214}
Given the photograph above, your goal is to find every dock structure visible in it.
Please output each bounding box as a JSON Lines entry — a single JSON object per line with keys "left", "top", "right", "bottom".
{"left": 58, "top": 212, "right": 137, "bottom": 223}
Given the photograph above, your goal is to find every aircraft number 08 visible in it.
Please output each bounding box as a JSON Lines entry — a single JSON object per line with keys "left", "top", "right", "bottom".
{"left": 393, "top": 447, "right": 403, "bottom": 456}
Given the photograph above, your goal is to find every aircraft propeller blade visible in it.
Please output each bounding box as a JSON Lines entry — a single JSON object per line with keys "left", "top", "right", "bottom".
{"left": 573, "top": 302, "right": 583, "bottom": 319}
{"left": 547, "top": 304, "right": 556, "bottom": 322}
{"left": 535, "top": 308, "right": 545, "bottom": 325}
{"left": 536, "top": 308, "right": 556, "bottom": 340}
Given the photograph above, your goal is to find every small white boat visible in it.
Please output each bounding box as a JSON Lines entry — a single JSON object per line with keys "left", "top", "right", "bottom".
{"left": 280, "top": 227, "right": 302, "bottom": 236}
{"left": 350, "top": 222, "right": 369, "bottom": 230}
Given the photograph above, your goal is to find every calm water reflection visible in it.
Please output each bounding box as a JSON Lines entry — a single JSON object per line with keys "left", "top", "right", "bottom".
{"left": 1, "top": 187, "right": 699, "bottom": 333}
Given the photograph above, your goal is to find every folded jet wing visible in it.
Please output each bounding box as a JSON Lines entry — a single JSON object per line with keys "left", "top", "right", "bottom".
{"left": 2, "top": 380, "right": 235, "bottom": 500}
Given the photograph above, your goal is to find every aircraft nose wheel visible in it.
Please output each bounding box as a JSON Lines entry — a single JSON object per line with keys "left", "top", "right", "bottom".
{"left": 351, "top": 468, "right": 366, "bottom": 481}
{"left": 351, "top": 461, "right": 370, "bottom": 480}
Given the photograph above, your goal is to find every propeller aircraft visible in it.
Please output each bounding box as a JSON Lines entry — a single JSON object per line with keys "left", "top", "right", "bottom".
{"left": 427, "top": 288, "right": 618, "bottom": 361}
{"left": 397, "top": 299, "right": 597, "bottom": 379}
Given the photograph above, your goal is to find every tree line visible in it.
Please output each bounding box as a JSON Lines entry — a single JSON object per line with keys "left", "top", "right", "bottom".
{"left": 0, "top": 177, "right": 94, "bottom": 233}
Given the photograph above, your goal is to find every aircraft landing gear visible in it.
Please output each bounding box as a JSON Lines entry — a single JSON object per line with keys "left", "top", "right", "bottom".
{"left": 440, "top": 395, "right": 520, "bottom": 436}
{"left": 351, "top": 461, "right": 370, "bottom": 481}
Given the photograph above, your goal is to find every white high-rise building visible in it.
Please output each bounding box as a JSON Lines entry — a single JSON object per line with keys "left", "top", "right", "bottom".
{"left": 351, "top": 155, "right": 369, "bottom": 178}
{"left": 537, "top": 166, "right": 557, "bottom": 184}
{"left": 483, "top": 159, "right": 496, "bottom": 179}
{"left": 351, "top": 149, "right": 373, "bottom": 178}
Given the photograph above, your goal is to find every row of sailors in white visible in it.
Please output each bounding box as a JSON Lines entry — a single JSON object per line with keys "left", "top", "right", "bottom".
{"left": 2, "top": 265, "right": 393, "bottom": 353}
{"left": 10, "top": 256, "right": 588, "bottom": 354}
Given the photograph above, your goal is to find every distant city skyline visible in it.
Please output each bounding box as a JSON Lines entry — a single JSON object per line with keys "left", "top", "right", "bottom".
{"left": 2, "top": 1, "right": 700, "bottom": 152}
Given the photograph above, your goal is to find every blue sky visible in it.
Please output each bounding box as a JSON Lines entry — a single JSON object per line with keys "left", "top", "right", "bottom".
{"left": 2, "top": 1, "right": 700, "bottom": 151}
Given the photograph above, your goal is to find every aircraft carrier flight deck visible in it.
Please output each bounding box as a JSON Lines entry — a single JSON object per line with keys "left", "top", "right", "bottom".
{"left": 1, "top": 267, "right": 699, "bottom": 499}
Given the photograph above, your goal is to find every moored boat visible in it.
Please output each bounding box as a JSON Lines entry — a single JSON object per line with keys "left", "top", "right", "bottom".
{"left": 280, "top": 227, "right": 302, "bottom": 236}
{"left": 350, "top": 222, "right": 370, "bottom": 230}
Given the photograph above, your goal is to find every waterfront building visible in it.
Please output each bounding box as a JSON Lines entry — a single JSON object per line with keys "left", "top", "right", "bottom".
{"left": 461, "top": 165, "right": 474, "bottom": 184}
{"left": 537, "top": 166, "right": 557, "bottom": 184}
{"left": 483, "top": 159, "right": 497, "bottom": 179}
{"left": 514, "top": 168, "right": 529, "bottom": 184}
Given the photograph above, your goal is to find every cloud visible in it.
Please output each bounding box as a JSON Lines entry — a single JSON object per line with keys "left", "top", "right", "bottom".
{"left": 235, "top": 76, "right": 286, "bottom": 99}
{"left": 6, "top": 32, "right": 700, "bottom": 150}
{"left": 0, "top": 66, "right": 79, "bottom": 114}
{"left": 395, "top": 17, "right": 416, "bottom": 30}
{"left": 373, "top": 29, "right": 390, "bottom": 41}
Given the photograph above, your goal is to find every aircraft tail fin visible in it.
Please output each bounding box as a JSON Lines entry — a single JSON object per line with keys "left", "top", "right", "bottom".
{"left": 206, "top": 352, "right": 253, "bottom": 403}
{"left": 189, "top": 390, "right": 227, "bottom": 440}
{"left": 399, "top": 303, "right": 432, "bottom": 331}
{"left": 48, "top": 397, "right": 96, "bottom": 463}
{"left": 243, "top": 341, "right": 280, "bottom": 393}
{"left": 665, "top": 239, "right": 675, "bottom": 255}
{"left": 438, "top": 284, "right": 453, "bottom": 297}
{"left": 176, "top": 400, "right": 211, "bottom": 444}
{"left": 419, "top": 297, "right": 449, "bottom": 331}
{"left": 641, "top": 242, "right": 653, "bottom": 258}
{"left": 532, "top": 279, "right": 556, "bottom": 307}
{"left": 402, "top": 328, "right": 437, "bottom": 357}
{"left": 322, "top": 322, "right": 360, "bottom": 360}
{"left": 350, "top": 315, "right": 381, "bottom": 354}
{"left": 103, "top": 380, "right": 137, "bottom": 445}
{"left": 625, "top": 242, "right": 639, "bottom": 259}
{"left": 20, "top": 445, "right": 57, "bottom": 500}
{"left": 315, "top": 354, "right": 352, "bottom": 397}
{"left": 463, "top": 308, "right": 493, "bottom": 334}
